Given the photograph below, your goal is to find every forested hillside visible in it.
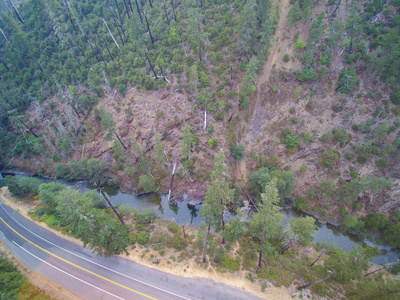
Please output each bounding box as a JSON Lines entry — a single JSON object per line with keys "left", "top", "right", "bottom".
{"left": 1, "top": 0, "right": 400, "bottom": 247}
{"left": 2, "top": 0, "right": 400, "bottom": 298}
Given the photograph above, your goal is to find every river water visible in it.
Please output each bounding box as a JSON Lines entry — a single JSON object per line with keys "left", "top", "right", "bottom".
{"left": 6, "top": 174, "right": 399, "bottom": 264}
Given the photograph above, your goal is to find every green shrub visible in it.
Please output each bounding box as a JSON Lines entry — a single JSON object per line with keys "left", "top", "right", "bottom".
{"left": 319, "top": 149, "right": 340, "bottom": 168}
{"left": 344, "top": 149, "right": 355, "bottom": 161}
{"left": 390, "top": 210, "right": 400, "bottom": 223}
{"left": 341, "top": 215, "right": 358, "bottom": 231}
{"left": 350, "top": 170, "right": 358, "bottom": 179}
{"left": 357, "top": 154, "right": 368, "bottom": 164}
{"left": 137, "top": 232, "right": 150, "bottom": 245}
{"left": 298, "top": 68, "right": 315, "bottom": 81}
{"left": 285, "top": 134, "right": 301, "bottom": 150}
{"left": 363, "top": 213, "right": 388, "bottom": 232}
{"left": 5, "top": 176, "right": 42, "bottom": 197}
{"left": 283, "top": 53, "right": 290, "bottom": 62}
{"left": 170, "top": 235, "right": 186, "bottom": 250}
{"left": 219, "top": 254, "right": 240, "bottom": 271}
{"left": 230, "top": 143, "right": 245, "bottom": 160}
{"left": 337, "top": 67, "right": 357, "bottom": 94}
{"left": 191, "top": 134, "right": 200, "bottom": 146}
{"left": 382, "top": 222, "right": 400, "bottom": 248}
{"left": 207, "top": 125, "right": 214, "bottom": 135}
{"left": 295, "top": 196, "right": 309, "bottom": 211}
{"left": 137, "top": 208, "right": 156, "bottom": 224}
{"left": 294, "top": 38, "right": 306, "bottom": 51}
{"left": 332, "top": 129, "right": 351, "bottom": 146}
{"left": 320, "top": 133, "right": 333, "bottom": 142}
{"left": 301, "top": 132, "right": 314, "bottom": 143}
{"left": 227, "top": 91, "right": 237, "bottom": 98}
{"left": 376, "top": 159, "right": 388, "bottom": 169}
{"left": 390, "top": 87, "right": 400, "bottom": 105}
{"left": 208, "top": 137, "right": 218, "bottom": 148}
{"left": 44, "top": 215, "right": 59, "bottom": 227}
{"left": 55, "top": 163, "right": 71, "bottom": 179}
{"left": 167, "top": 222, "right": 179, "bottom": 233}
{"left": 139, "top": 174, "right": 156, "bottom": 193}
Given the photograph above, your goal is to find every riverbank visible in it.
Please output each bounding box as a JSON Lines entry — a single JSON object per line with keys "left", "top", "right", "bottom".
{"left": 0, "top": 187, "right": 294, "bottom": 300}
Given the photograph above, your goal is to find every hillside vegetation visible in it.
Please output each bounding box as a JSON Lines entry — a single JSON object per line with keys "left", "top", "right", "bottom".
{"left": 1, "top": 0, "right": 400, "bottom": 298}
{"left": 1, "top": 0, "right": 400, "bottom": 270}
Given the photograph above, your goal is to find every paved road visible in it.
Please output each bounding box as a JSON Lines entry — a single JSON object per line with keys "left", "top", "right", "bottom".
{"left": 0, "top": 199, "right": 260, "bottom": 300}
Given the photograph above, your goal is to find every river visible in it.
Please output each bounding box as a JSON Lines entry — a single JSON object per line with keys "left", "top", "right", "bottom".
{"left": 4, "top": 173, "right": 399, "bottom": 264}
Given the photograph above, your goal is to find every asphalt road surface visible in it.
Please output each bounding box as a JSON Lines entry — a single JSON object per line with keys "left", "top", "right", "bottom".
{"left": 0, "top": 199, "right": 261, "bottom": 300}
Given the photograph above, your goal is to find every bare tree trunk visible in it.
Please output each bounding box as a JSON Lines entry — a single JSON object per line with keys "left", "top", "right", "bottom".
{"left": 230, "top": 66, "right": 234, "bottom": 88}
{"left": 257, "top": 225, "right": 266, "bottom": 271}
{"left": 127, "top": 0, "right": 133, "bottom": 13}
{"left": 214, "top": 243, "right": 228, "bottom": 263}
{"left": 168, "top": 162, "right": 177, "bottom": 201}
{"left": 221, "top": 211, "right": 225, "bottom": 244}
{"left": 331, "top": 0, "right": 341, "bottom": 17}
{"left": 144, "top": 50, "right": 158, "bottom": 79}
{"left": 310, "top": 248, "right": 327, "bottom": 267}
{"left": 162, "top": 0, "right": 170, "bottom": 25}
{"left": 200, "top": 0, "right": 205, "bottom": 14}
{"left": 76, "top": 101, "right": 95, "bottom": 134}
{"left": 19, "top": 119, "right": 38, "bottom": 137}
{"left": 134, "top": 0, "right": 143, "bottom": 23}
{"left": 103, "top": 18, "right": 120, "bottom": 49}
{"left": 137, "top": 130, "right": 173, "bottom": 159}
{"left": 204, "top": 106, "right": 207, "bottom": 130}
{"left": 92, "top": 39, "right": 106, "bottom": 63}
{"left": 182, "top": 225, "right": 186, "bottom": 238}
{"left": 199, "top": 39, "right": 202, "bottom": 61}
{"left": 122, "top": 0, "right": 130, "bottom": 19}
{"left": 262, "top": 258, "right": 270, "bottom": 271}
{"left": 144, "top": 12, "right": 154, "bottom": 44}
{"left": 159, "top": 64, "right": 166, "bottom": 81}
{"left": 297, "top": 272, "right": 336, "bottom": 290}
{"left": 242, "top": 187, "right": 259, "bottom": 211}
{"left": 81, "top": 144, "right": 85, "bottom": 159}
{"left": 202, "top": 225, "right": 208, "bottom": 263}
{"left": 281, "top": 238, "right": 294, "bottom": 254}
{"left": 100, "top": 189, "right": 125, "bottom": 225}
{"left": 69, "top": 46, "right": 81, "bottom": 66}
{"left": 9, "top": 0, "right": 24, "bottom": 24}
{"left": 88, "top": 40, "right": 101, "bottom": 63}
{"left": 65, "top": 0, "right": 85, "bottom": 36}
{"left": 148, "top": 0, "right": 153, "bottom": 8}
{"left": 115, "top": 132, "right": 127, "bottom": 149}
{"left": 96, "top": 30, "right": 113, "bottom": 60}
{"left": 171, "top": 0, "right": 177, "bottom": 22}
{"left": 180, "top": 37, "right": 187, "bottom": 57}
{"left": 113, "top": 0, "right": 123, "bottom": 23}
{"left": 0, "top": 27, "right": 11, "bottom": 45}
{"left": 0, "top": 58, "right": 9, "bottom": 71}
{"left": 365, "top": 267, "right": 385, "bottom": 277}
{"left": 70, "top": 34, "right": 85, "bottom": 57}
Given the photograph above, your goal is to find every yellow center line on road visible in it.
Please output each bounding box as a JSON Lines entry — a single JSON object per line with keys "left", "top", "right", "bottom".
{"left": 0, "top": 216, "right": 157, "bottom": 300}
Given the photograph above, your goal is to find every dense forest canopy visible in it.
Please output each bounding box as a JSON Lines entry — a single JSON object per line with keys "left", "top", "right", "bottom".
{"left": 0, "top": 0, "right": 277, "bottom": 161}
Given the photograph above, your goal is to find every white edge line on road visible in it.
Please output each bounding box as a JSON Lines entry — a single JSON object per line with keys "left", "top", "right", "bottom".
{"left": 0, "top": 229, "right": 3, "bottom": 234}
{"left": 11, "top": 240, "right": 125, "bottom": 300}
{"left": 0, "top": 202, "right": 191, "bottom": 300}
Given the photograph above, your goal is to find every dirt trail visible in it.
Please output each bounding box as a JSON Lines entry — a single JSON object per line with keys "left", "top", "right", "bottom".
{"left": 261, "top": 0, "right": 293, "bottom": 81}
{"left": 240, "top": 0, "right": 294, "bottom": 166}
